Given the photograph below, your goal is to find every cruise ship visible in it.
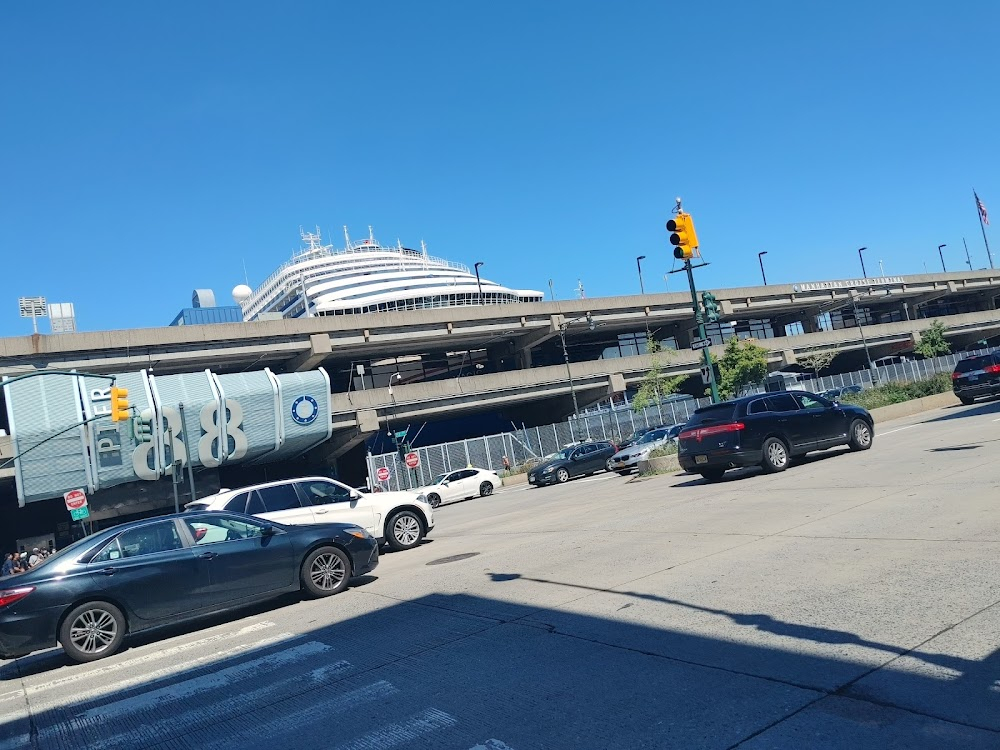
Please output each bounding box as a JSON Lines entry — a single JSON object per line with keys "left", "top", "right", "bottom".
{"left": 236, "top": 228, "right": 544, "bottom": 320}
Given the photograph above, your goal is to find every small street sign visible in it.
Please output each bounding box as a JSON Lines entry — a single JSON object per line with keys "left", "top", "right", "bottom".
{"left": 64, "top": 488, "right": 88, "bottom": 511}
{"left": 690, "top": 338, "right": 711, "bottom": 351}
{"left": 404, "top": 452, "right": 420, "bottom": 469}
{"left": 376, "top": 466, "right": 391, "bottom": 482}
{"left": 70, "top": 506, "right": 90, "bottom": 521}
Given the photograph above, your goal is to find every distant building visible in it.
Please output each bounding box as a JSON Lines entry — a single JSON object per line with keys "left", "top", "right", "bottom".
{"left": 169, "top": 289, "right": 243, "bottom": 327}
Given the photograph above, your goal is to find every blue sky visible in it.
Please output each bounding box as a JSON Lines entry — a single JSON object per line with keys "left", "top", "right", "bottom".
{"left": 2, "top": 2, "right": 998, "bottom": 336}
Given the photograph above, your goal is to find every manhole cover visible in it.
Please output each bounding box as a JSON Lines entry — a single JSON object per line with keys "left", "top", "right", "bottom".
{"left": 426, "top": 552, "right": 481, "bottom": 566}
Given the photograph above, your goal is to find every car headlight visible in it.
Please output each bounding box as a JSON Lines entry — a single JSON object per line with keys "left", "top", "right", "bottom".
{"left": 344, "top": 526, "right": 371, "bottom": 539}
{"left": 543, "top": 466, "right": 557, "bottom": 473}
{"left": 415, "top": 493, "right": 428, "bottom": 504}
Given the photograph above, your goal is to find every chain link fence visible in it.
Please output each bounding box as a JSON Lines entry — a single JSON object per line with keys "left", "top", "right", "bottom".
{"left": 366, "top": 347, "right": 991, "bottom": 490}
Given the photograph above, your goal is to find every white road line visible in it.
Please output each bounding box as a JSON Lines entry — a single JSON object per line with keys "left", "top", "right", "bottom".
{"left": 0, "top": 621, "right": 276, "bottom": 702}
{"left": 878, "top": 424, "right": 921, "bottom": 436}
{"left": 470, "top": 741, "right": 518, "bottom": 750}
{"left": 332, "top": 708, "right": 458, "bottom": 750}
{"left": 73, "top": 638, "right": 326, "bottom": 722}
{"left": 197, "top": 680, "right": 399, "bottom": 750}
{"left": 95, "top": 660, "right": 355, "bottom": 750}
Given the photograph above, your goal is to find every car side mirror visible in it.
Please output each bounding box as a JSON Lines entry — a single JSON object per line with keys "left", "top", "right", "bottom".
{"left": 260, "top": 525, "right": 276, "bottom": 537}
{"left": 349, "top": 490, "right": 362, "bottom": 501}
{"left": 441, "top": 481, "right": 450, "bottom": 487}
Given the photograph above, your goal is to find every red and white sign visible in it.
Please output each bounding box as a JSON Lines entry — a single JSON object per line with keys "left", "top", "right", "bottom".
{"left": 64, "top": 488, "right": 88, "bottom": 511}
{"left": 376, "top": 466, "right": 390, "bottom": 482}
{"left": 404, "top": 452, "right": 420, "bottom": 469}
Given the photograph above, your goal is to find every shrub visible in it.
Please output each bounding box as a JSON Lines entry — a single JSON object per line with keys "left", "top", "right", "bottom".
{"left": 646, "top": 444, "right": 678, "bottom": 459}
{"left": 839, "top": 373, "right": 952, "bottom": 410}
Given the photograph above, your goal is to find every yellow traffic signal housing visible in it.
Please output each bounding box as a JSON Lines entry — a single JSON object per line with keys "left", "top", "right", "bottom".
{"left": 110, "top": 386, "right": 130, "bottom": 422}
{"left": 667, "top": 212, "right": 700, "bottom": 259}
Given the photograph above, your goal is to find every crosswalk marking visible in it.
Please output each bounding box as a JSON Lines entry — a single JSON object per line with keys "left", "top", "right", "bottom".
{"left": 332, "top": 708, "right": 458, "bottom": 750}
{"left": 0, "top": 620, "right": 276, "bottom": 703}
{"left": 73, "top": 639, "right": 330, "bottom": 722}
{"left": 199, "top": 680, "right": 400, "bottom": 750}
{"left": 96, "top": 661, "right": 357, "bottom": 750}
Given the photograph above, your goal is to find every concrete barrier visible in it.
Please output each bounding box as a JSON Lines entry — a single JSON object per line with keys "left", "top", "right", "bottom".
{"left": 502, "top": 473, "right": 529, "bottom": 487}
{"left": 868, "top": 391, "right": 959, "bottom": 424}
{"left": 637, "top": 454, "right": 681, "bottom": 475}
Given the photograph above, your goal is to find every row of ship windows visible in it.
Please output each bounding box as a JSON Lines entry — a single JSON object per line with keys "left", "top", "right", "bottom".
{"left": 315, "top": 292, "right": 534, "bottom": 316}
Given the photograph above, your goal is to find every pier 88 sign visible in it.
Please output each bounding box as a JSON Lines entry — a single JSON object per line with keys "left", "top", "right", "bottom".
{"left": 2, "top": 368, "right": 331, "bottom": 505}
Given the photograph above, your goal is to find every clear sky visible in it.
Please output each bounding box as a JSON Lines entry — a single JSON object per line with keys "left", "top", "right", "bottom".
{"left": 2, "top": 2, "right": 998, "bottom": 336}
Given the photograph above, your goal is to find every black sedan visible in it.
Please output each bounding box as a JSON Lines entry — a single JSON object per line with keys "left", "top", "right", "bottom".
{"left": 528, "top": 440, "right": 618, "bottom": 486}
{"left": 0, "top": 511, "right": 378, "bottom": 663}
{"left": 678, "top": 391, "right": 874, "bottom": 482}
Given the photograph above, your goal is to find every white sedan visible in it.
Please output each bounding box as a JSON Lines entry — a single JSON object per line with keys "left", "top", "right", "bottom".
{"left": 419, "top": 468, "right": 501, "bottom": 508}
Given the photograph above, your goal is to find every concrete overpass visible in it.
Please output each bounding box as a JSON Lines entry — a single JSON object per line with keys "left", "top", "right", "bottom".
{"left": 0, "top": 270, "right": 997, "bottom": 379}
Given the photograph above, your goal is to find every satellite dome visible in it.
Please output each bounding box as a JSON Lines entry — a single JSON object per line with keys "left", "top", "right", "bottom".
{"left": 232, "top": 284, "right": 253, "bottom": 303}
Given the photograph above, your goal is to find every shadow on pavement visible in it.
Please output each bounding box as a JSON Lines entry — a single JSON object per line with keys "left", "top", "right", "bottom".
{"left": 921, "top": 399, "right": 1000, "bottom": 424}
{"left": 0, "top": 590, "right": 997, "bottom": 749}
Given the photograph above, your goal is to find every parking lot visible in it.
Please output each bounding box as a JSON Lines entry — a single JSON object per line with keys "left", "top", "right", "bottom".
{"left": 2, "top": 399, "right": 999, "bottom": 749}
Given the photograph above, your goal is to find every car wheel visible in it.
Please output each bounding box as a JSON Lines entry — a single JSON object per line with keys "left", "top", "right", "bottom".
{"left": 555, "top": 468, "right": 570, "bottom": 483}
{"left": 959, "top": 396, "right": 975, "bottom": 405}
{"left": 480, "top": 481, "right": 494, "bottom": 497}
{"left": 761, "top": 437, "right": 790, "bottom": 473}
{"left": 386, "top": 510, "right": 425, "bottom": 551}
{"left": 700, "top": 469, "right": 726, "bottom": 482}
{"left": 427, "top": 493, "right": 441, "bottom": 508}
{"left": 301, "top": 545, "right": 352, "bottom": 597}
{"left": 59, "top": 601, "right": 126, "bottom": 663}
{"left": 848, "top": 419, "right": 873, "bottom": 451}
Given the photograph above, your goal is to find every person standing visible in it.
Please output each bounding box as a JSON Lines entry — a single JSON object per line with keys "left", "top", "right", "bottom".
{"left": 1, "top": 554, "right": 13, "bottom": 577}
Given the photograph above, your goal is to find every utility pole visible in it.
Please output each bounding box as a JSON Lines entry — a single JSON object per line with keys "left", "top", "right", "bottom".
{"left": 963, "top": 237, "right": 973, "bottom": 271}
{"left": 667, "top": 198, "right": 720, "bottom": 403}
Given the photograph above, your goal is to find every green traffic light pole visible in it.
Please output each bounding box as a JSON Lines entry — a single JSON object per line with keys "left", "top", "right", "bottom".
{"left": 684, "top": 259, "right": 721, "bottom": 403}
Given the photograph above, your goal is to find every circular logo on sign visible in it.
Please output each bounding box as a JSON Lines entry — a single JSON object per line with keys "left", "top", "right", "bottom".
{"left": 792, "top": 284, "right": 801, "bottom": 293}
{"left": 291, "top": 395, "right": 319, "bottom": 426}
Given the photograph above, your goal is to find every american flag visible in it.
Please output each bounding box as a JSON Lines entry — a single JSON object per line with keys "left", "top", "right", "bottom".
{"left": 976, "top": 191, "right": 989, "bottom": 226}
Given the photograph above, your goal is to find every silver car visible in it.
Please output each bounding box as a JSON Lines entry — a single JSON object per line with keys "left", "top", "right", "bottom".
{"left": 607, "top": 425, "right": 681, "bottom": 475}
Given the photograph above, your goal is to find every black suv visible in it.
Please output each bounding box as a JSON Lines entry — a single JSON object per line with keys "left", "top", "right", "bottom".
{"left": 528, "top": 440, "right": 617, "bottom": 486}
{"left": 677, "top": 392, "right": 874, "bottom": 482}
{"left": 952, "top": 351, "right": 1000, "bottom": 405}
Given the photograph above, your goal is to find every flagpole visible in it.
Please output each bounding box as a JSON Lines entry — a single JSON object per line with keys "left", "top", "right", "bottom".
{"left": 975, "top": 189, "right": 994, "bottom": 269}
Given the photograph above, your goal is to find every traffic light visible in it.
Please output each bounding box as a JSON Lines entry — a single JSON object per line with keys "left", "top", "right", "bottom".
{"left": 666, "top": 212, "right": 700, "bottom": 260}
{"left": 134, "top": 409, "right": 154, "bottom": 443}
{"left": 702, "top": 291, "right": 721, "bottom": 323}
{"left": 397, "top": 442, "right": 409, "bottom": 463}
{"left": 110, "top": 386, "right": 130, "bottom": 422}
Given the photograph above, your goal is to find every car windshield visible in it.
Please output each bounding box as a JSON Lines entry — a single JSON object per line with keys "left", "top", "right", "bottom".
{"left": 18, "top": 532, "right": 108, "bottom": 571}
{"left": 955, "top": 355, "right": 992, "bottom": 373}
{"left": 431, "top": 474, "right": 449, "bottom": 485}
{"left": 686, "top": 403, "right": 737, "bottom": 426}
{"left": 638, "top": 430, "right": 667, "bottom": 444}
{"left": 550, "top": 449, "right": 573, "bottom": 461}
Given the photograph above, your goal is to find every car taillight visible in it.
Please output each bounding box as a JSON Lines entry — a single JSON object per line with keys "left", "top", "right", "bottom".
{"left": 985, "top": 364, "right": 1000, "bottom": 374}
{"left": 0, "top": 586, "right": 35, "bottom": 608}
{"left": 952, "top": 372, "right": 961, "bottom": 380}
{"left": 679, "top": 423, "right": 746, "bottom": 442}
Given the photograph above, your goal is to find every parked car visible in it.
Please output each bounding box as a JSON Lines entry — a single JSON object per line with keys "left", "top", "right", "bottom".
{"left": 187, "top": 477, "right": 434, "bottom": 552}
{"left": 417, "top": 468, "right": 501, "bottom": 508}
{"left": 952, "top": 350, "right": 1000, "bottom": 405}
{"left": 819, "top": 384, "right": 863, "bottom": 400}
{"left": 0, "top": 512, "right": 378, "bottom": 663}
{"left": 617, "top": 427, "right": 657, "bottom": 451}
{"left": 677, "top": 392, "right": 874, "bottom": 482}
{"left": 607, "top": 425, "right": 681, "bottom": 475}
{"left": 528, "top": 440, "right": 617, "bottom": 486}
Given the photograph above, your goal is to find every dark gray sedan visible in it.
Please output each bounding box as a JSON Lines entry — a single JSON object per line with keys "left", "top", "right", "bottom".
{"left": 0, "top": 511, "right": 378, "bottom": 663}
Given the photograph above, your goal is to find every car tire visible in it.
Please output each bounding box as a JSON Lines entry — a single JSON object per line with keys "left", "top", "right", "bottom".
{"left": 301, "top": 545, "right": 352, "bottom": 598}
{"left": 959, "top": 396, "right": 975, "bottom": 406}
{"left": 59, "top": 601, "right": 126, "bottom": 663}
{"left": 479, "top": 482, "right": 493, "bottom": 497}
{"left": 847, "top": 419, "right": 873, "bottom": 451}
{"left": 427, "top": 493, "right": 441, "bottom": 508}
{"left": 555, "top": 468, "right": 570, "bottom": 483}
{"left": 386, "top": 510, "right": 425, "bottom": 551}
{"left": 760, "top": 437, "right": 790, "bottom": 473}
{"left": 700, "top": 469, "right": 726, "bottom": 482}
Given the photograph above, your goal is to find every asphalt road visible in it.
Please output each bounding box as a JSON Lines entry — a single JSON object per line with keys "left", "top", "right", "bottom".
{"left": 2, "top": 398, "right": 1000, "bottom": 749}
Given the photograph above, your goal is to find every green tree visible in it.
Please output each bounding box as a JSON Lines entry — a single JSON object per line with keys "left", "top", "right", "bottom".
{"left": 717, "top": 337, "right": 769, "bottom": 399}
{"left": 798, "top": 348, "right": 839, "bottom": 379}
{"left": 632, "top": 339, "right": 685, "bottom": 412}
{"left": 914, "top": 320, "right": 951, "bottom": 358}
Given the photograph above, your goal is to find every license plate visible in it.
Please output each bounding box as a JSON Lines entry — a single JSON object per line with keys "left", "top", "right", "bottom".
{"left": 695, "top": 455, "right": 708, "bottom": 465}
{"left": 968, "top": 375, "right": 978, "bottom": 382}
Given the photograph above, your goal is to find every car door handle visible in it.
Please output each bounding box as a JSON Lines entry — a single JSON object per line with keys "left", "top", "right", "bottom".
{"left": 315, "top": 509, "right": 329, "bottom": 515}
{"left": 102, "top": 567, "right": 117, "bottom": 576}
{"left": 198, "top": 552, "right": 218, "bottom": 560}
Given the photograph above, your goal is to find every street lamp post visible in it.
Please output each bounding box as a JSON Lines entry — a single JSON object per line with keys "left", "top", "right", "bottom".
{"left": 937, "top": 244, "right": 947, "bottom": 273}
{"left": 557, "top": 313, "right": 596, "bottom": 441}
{"left": 858, "top": 247, "right": 868, "bottom": 278}
{"left": 758, "top": 251, "right": 768, "bottom": 285}
{"left": 850, "top": 291, "right": 879, "bottom": 383}
{"left": 474, "top": 262, "right": 485, "bottom": 304}
{"left": 636, "top": 256, "right": 646, "bottom": 294}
